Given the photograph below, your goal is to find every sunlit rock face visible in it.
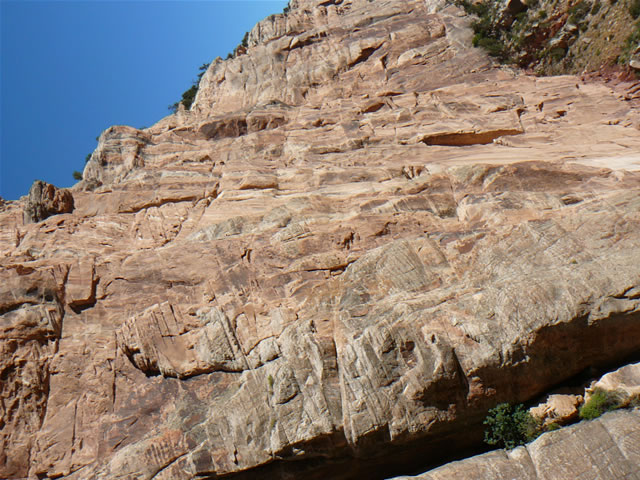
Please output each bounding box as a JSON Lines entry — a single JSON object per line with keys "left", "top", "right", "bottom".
{"left": 1, "top": 0, "right": 640, "bottom": 478}
{"left": 394, "top": 409, "right": 640, "bottom": 480}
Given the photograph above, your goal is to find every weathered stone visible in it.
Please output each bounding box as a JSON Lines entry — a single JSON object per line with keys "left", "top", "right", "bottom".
{"left": 1, "top": 0, "right": 640, "bottom": 479}
{"left": 594, "top": 362, "right": 640, "bottom": 402}
{"left": 23, "top": 180, "right": 74, "bottom": 224}
{"left": 395, "top": 409, "right": 640, "bottom": 480}
{"left": 0, "top": 265, "right": 65, "bottom": 479}
{"left": 530, "top": 394, "right": 582, "bottom": 426}
{"left": 66, "top": 258, "right": 96, "bottom": 309}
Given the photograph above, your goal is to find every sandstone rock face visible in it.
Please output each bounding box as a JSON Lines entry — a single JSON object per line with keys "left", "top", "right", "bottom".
{"left": 22, "top": 180, "right": 74, "bottom": 224}
{"left": 530, "top": 394, "right": 582, "bottom": 427}
{"left": 394, "top": 408, "right": 640, "bottom": 480}
{"left": 2, "top": 0, "right": 640, "bottom": 479}
{"left": 594, "top": 362, "right": 640, "bottom": 402}
{"left": 0, "top": 265, "right": 65, "bottom": 478}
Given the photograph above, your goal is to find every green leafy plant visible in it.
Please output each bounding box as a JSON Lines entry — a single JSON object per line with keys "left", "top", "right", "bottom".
{"left": 568, "top": 1, "right": 591, "bottom": 25}
{"left": 484, "top": 403, "right": 541, "bottom": 449}
{"left": 72, "top": 170, "right": 83, "bottom": 180}
{"left": 579, "top": 388, "right": 623, "bottom": 420}
{"left": 617, "top": 20, "right": 640, "bottom": 65}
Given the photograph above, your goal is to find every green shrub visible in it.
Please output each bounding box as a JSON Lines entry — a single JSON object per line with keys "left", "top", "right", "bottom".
{"left": 631, "top": 0, "right": 640, "bottom": 19}
{"left": 579, "top": 388, "right": 623, "bottom": 420}
{"left": 617, "top": 20, "right": 640, "bottom": 64}
{"left": 456, "top": 0, "right": 491, "bottom": 17}
{"left": 473, "top": 34, "right": 506, "bottom": 58}
{"left": 568, "top": 1, "right": 591, "bottom": 24}
{"left": 72, "top": 170, "right": 83, "bottom": 181}
{"left": 484, "top": 403, "right": 541, "bottom": 449}
{"left": 549, "top": 46, "right": 567, "bottom": 61}
{"left": 545, "top": 422, "right": 562, "bottom": 431}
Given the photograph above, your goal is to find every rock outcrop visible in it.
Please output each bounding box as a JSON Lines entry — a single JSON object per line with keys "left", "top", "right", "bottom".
{"left": 594, "top": 362, "right": 640, "bottom": 402}
{"left": 22, "top": 180, "right": 74, "bottom": 224}
{"left": 395, "top": 408, "right": 640, "bottom": 480}
{"left": 1, "top": 0, "right": 640, "bottom": 479}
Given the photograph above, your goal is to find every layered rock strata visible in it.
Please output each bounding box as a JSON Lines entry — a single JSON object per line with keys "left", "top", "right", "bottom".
{"left": 1, "top": 0, "right": 640, "bottom": 479}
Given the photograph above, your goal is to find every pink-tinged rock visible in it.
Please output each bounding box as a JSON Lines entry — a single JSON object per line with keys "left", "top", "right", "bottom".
{"left": 66, "top": 259, "right": 96, "bottom": 309}
{"left": 1, "top": 0, "right": 640, "bottom": 478}
{"left": 530, "top": 394, "right": 582, "bottom": 426}
{"left": 594, "top": 362, "right": 640, "bottom": 400}
{"left": 23, "top": 180, "right": 74, "bottom": 224}
{"left": 0, "top": 265, "right": 65, "bottom": 479}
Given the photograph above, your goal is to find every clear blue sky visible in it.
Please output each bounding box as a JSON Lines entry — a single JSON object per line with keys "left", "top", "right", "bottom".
{"left": 0, "top": 0, "right": 288, "bottom": 200}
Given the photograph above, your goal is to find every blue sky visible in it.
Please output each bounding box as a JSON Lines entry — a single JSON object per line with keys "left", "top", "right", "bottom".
{"left": 0, "top": 0, "right": 288, "bottom": 200}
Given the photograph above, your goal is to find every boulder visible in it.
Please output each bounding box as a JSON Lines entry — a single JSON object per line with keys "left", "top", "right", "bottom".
{"left": 22, "top": 180, "right": 74, "bottom": 224}
{"left": 593, "top": 362, "right": 640, "bottom": 402}
{"left": 530, "top": 394, "right": 582, "bottom": 426}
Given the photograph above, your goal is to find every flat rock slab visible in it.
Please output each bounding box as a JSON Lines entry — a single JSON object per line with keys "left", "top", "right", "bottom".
{"left": 396, "top": 409, "right": 640, "bottom": 480}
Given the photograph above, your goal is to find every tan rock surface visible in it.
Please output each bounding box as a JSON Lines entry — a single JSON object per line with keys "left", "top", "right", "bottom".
{"left": 1, "top": 0, "right": 640, "bottom": 479}
{"left": 594, "top": 362, "right": 640, "bottom": 401}
{"left": 394, "top": 408, "right": 640, "bottom": 480}
{"left": 530, "top": 393, "right": 582, "bottom": 427}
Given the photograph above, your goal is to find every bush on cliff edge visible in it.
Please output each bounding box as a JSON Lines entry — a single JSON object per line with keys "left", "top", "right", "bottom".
{"left": 483, "top": 403, "right": 541, "bottom": 449}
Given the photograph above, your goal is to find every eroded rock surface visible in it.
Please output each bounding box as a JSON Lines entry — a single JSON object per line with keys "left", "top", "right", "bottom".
{"left": 1, "top": 0, "right": 640, "bottom": 479}
{"left": 394, "top": 408, "right": 640, "bottom": 480}
{"left": 594, "top": 362, "right": 640, "bottom": 401}
{"left": 23, "top": 180, "right": 74, "bottom": 224}
{"left": 0, "top": 265, "right": 65, "bottom": 478}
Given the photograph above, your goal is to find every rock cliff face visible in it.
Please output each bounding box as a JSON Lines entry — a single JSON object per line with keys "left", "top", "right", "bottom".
{"left": 1, "top": 0, "right": 640, "bottom": 479}
{"left": 396, "top": 408, "right": 640, "bottom": 480}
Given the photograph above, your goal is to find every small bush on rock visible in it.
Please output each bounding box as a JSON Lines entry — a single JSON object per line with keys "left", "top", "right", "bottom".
{"left": 579, "top": 388, "right": 623, "bottom": 420}
{"left": 484, "top": 403, "right": 541, "bottom": 449}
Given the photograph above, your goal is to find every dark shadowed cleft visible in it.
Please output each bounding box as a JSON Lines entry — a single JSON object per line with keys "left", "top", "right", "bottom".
{"left": 422, "top": 129, "right": 523, "bottom": 146}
